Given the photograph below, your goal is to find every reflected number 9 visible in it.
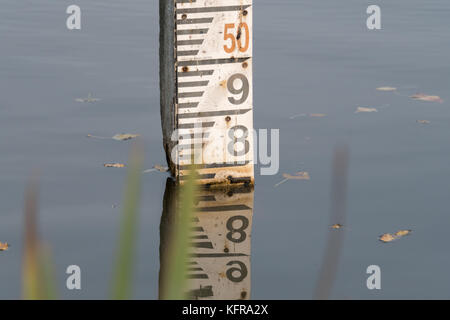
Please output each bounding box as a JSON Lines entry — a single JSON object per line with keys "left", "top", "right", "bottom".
{"left": 226, "top": 261, "right": 248, "bottom": 283}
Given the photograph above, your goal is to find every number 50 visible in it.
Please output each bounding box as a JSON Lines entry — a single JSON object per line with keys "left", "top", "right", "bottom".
{"left": 224, "top": 23, "right": 250, "bottom": 53}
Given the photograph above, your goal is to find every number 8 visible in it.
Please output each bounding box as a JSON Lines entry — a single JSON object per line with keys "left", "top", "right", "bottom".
{"left": 228, "top": 126, "right": 250, "bottom": 157}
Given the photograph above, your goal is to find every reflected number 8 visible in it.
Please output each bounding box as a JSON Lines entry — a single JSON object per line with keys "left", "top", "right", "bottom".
{"left": 226, "top": 215, "right": 249, "bottom": 243}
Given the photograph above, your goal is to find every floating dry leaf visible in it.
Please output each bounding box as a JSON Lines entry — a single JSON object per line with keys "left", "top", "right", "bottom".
{"left": 86, "top": 134, "right": 140, "bottom": 141}
{"left": 355, "top": 107, "right": 378, "bottom": 113}
{"left": 154, "top": 164, "right": 169, "bottom": 172}
{"left": 75, "top": 93, "right": 101, "bottom": 103}
{"left": 379, "top": 233, "right": 396, "bottom": 243}
{"left": 112, "top": 134, "right": 140, "bottom": 141}
{"left": 395, "top": 229, "right": 412, "bottom": 237}
{"left": 143, "top": 164, "right": 170, "bottom": 174}
{"left": 87, "top": 134, "right": 111, "bottom": 140}
{"left": 331, "top": 224, "right": 343, "bottom": 230}
{"left": 417, "top": 120, "right": 431, "bottom": 124}
{"left": 290, "top": 113, "right": 326, "bottom": 119}
{"left": 410, "top": 94, "right": 443, "bottom": 103}
{"left": 275, "top": 171, "right": 310, "bottom": 187}
{"left": 290, "top": 113, "right": 306, "bottom": 119}
{"left": 0, "top": 242, "right": 9, "bottom": 251}
{"left": 379, "top": 229, "right": 412, "bottom": 243}
{"left": 104, "top": 163, "right": 126, "bottom": 168}
{"left": 283, "top": 172, "right": 311, "bottom": 180}
{"left": 376, "top": 87, "right": 397, "bottom": 92}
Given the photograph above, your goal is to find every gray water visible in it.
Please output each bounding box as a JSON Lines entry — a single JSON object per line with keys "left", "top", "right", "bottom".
{"left": 1, "top": 0, "right": 450, "bottom": 299}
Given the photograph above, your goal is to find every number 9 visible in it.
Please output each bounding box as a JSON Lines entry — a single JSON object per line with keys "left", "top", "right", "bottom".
{"left": 227, "top": 73, "right": 249, "bottom": 105}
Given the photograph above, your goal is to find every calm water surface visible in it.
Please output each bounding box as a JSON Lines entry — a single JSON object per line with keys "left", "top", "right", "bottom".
{"left": 1, "top": 0, "right": 450, "bottom": 299}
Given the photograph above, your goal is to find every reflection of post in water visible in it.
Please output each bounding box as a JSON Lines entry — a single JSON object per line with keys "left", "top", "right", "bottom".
{"left": 159, "top": 179, "right": 254, "bottom": 300}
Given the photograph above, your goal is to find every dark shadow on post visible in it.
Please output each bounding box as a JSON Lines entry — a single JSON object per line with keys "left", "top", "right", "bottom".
{"left": 159, "top": 0, "right": 177, "bottom": 175}
{"left": 158, "top": 178, "right": 178, "bottom": 299}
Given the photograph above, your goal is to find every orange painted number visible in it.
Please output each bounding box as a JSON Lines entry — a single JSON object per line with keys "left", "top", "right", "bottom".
{"left": 224, "top": 23, "right": 236, "bottom": 53}
{"left": 224, "top": 23, "right": 250, "bottom": 53}
{"left": 237, "top": 23, "right": 250, "bottom": 53}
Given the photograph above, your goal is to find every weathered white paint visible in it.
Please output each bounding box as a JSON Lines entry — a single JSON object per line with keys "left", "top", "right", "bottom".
{"left": 161, "top": 0, "right": 254, "bottom": 186}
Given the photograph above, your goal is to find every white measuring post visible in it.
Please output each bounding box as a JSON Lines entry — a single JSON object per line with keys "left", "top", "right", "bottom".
{"left": 160, "top": 0, "right": 254, "bottom": 186}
